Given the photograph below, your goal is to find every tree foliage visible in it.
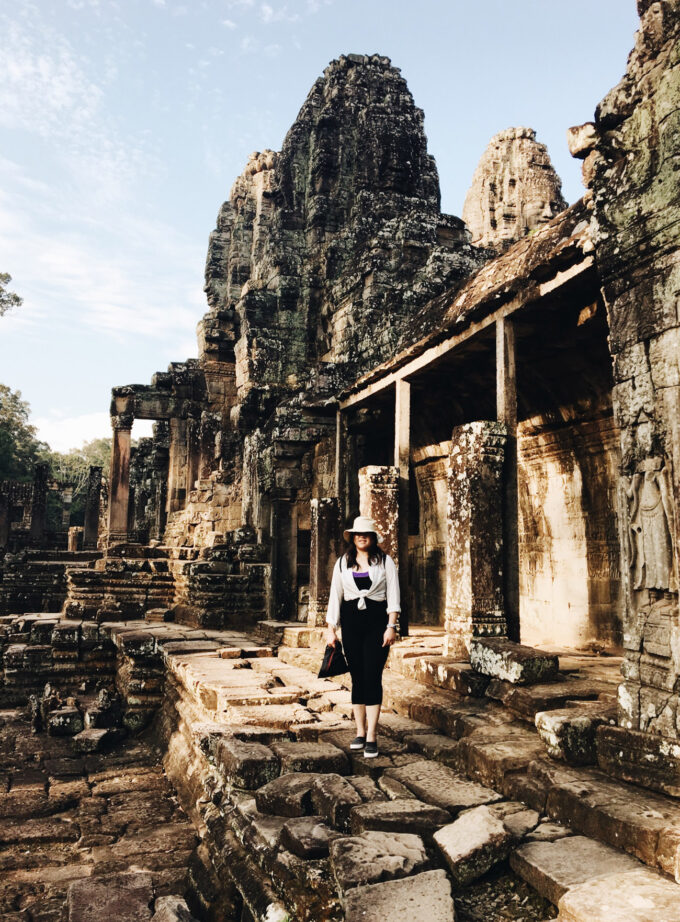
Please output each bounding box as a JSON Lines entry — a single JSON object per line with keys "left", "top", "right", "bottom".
{"left": 0, "top": 384, "right": 49, "bottom": 481}
{"left": 0, "top": 273, "right": 22, "bottom": 317}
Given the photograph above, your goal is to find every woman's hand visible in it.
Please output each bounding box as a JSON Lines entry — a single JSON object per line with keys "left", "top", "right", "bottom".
{"left": 382, "top": 625, "right": 397, "bottom": 647}
{"left": 326, "top": 625, "right": 338, "bottom": 647}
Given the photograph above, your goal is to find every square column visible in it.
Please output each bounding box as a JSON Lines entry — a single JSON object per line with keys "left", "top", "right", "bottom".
{"left": 29, "top": 462, "right": 49, "bottom": 543}
{"left": 359, "top": 465, "right": 399, "bottom": 563}
{"left": 107, "top": 416, "right": 133, "bottom": 544}
{"left": 308, "top": 497, "right": 342, "bottom": 626}
{"left": 444, "top": 421, "right": 508, "bottom": 658}
{"left": 83, "top": 465, "right": 102, "bottom": 549}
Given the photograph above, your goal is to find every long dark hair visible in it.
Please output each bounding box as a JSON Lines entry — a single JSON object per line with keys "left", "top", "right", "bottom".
{"left": 344, "top": 533, "right": 386, "bottom": 569}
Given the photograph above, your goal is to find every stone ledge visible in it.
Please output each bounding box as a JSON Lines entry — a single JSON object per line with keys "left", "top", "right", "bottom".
{"left": 470, "top": 638, "right": 559, "bottom": 685}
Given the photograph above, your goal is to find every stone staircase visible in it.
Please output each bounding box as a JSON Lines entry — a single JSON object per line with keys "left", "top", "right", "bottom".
{"left": 0, "top": 548, "right": 101, "bottom": 616}
{"left": 2, "top": 612, "right": 680, "bottom": 920}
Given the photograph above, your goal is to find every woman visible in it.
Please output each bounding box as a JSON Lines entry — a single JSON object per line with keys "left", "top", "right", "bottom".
{"left": 325, "top": 515, "right": 400, "bottom": 758}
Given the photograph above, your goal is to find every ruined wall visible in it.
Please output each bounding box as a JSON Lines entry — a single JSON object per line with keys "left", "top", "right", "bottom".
{"left": 580, "top": 0, "right": 680, "bottom": 737}
{"left": 410, "top": 445, "right": 450, "bottom": 625}
{"left": 518, "top": 415, "right": 622, "bottom": 648}
{"left": 462, "top": 128, "right": 567, "bottom": 252}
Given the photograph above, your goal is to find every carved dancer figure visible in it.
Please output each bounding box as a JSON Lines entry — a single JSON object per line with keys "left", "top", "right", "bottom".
{"left": 627, "top": 459, "right": 676, "bottom": 590}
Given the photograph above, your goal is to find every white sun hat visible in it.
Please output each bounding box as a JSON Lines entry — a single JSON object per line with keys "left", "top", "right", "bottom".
{"left": 343, "top": 515, "right": 383, "bottom": 544}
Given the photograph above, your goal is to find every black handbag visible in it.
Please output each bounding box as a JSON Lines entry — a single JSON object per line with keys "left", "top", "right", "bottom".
{"left": 318, "top": 640, "right": 349, "bottom": 678}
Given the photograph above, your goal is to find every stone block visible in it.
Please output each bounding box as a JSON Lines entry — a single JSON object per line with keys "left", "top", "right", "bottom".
{"left": 269, "top": 740, "right": 350, "bottom": 775}
{"left": 47, "top": 706, "right": 84, "bottom": 737}
{"left": 536, "top": 703, "right": 617, "bottom": 765}
{"left": 342, "top": 869, "right": 455, "bottom": 922}
{"left": 68, "top": 871, "right": 153, "bottom": 922}
{"left": 73, "top": 728, "right": 125, "bottom": 753}
{"left": 331, "top": 831, "right": 428, "bottom": 892}
{"left": 556, "top": 868, "right": 680, "bottom": 921}
{"left": 486, "top": 677, "right": 606, "bottom": 721}
{"left": 415, "top": 656, "right": 490, "bottom": 697}
{"left": 384, "top": 759, "right": 500, "bottom": 814}
{"left": 596, "top": 724, "right": 680, "bottom": 797}
{"left": 280, "top": 815, "right": 330, "bottom": 858}
{"left": 510, "top": 835, "right": 640, "bottom": 906}
{"left": 216, "top": 738, "right": 280, "bottom": 790}
{"left": 403, "top": 732, "right": 461, "bottom": 767}
{"left": 151, "top": 896, "right": 198, "bottom": 922}
{"left": 309, "top": 773, "right": 363, "bottom": 830}
{"left": 469, "top": 638, "right": 559, "bottom": 685}
{"left": 433, "top": 804, "right": 513, "bottom": 887}
{"left": 254, "top": 773, "right": 318, "bottom": 817}
{"left": 349, "top": 799, "right": 451, "bottom": 838}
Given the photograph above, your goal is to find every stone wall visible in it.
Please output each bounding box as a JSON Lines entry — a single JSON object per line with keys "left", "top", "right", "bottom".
{"left": 581, "top": 0, "right": 680, "bottom": 738}
{"left": 518, "top": 415, "right": 622, "bottom": 649}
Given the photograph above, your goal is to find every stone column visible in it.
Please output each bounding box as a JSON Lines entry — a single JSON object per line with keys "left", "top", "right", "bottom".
{"left": 444, "top": 421, "right": 508, "bottom": 658}
{"left": 29, "top": 462, "right": 49, "bottom": 543}
{"left": 394, "top": 380, "right": 411, "bottom": 635}
{"left": 107, "top": 415, "right": 133, "bottom": 544}
{"left": 359, "top": 465, "right": 399, "bottom": 563}
{"left": 496, "top": 317, "right": 520, "bottom": 642}
{"left": 187, "top": 417, "right": 200, "bottom": 497}
{"left": 270, "top": 493, "right": 297, "bottom": 621}
{"left": 308, "top": 497, "right": 342, "bottom": 626}
{"left": 68, "top": 526, "right": 83, "bottom": 551}
{"left": 167, "top": 418, "right": 188, "bottom": 514}
{"left": 83, "top": 465, "right": 102, "bottom": 549}
{"left": 0, "top": 492, "right": 9, "bottom": 549}
{"left": 61, "top": 487, "right": 73, "bottom": 528}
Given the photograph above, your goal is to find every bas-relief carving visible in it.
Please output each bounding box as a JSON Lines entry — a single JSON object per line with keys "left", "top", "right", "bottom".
{"left": 626, "top": 456, "right": 677, "bottom": 592}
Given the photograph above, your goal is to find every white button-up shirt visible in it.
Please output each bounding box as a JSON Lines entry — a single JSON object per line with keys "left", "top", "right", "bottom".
{"left": 325, "top": 554, "right": 401, "bottom": 627}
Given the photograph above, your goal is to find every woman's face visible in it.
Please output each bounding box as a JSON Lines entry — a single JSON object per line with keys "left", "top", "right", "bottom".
{"left": 353, "top": 532, "right": 373, "bottom": 552}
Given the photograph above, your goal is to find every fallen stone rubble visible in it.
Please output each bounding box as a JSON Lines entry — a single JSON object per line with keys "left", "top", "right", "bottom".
{"left": 2, "top": 614, "right": 680, "bottom": 921}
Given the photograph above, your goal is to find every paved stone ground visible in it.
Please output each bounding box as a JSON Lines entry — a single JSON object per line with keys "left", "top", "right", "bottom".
{"left": 0, "top": 708, "right": 196, "bottom": 921}
{"left": 3, "top": 615, "right": 680, "bottom": 921}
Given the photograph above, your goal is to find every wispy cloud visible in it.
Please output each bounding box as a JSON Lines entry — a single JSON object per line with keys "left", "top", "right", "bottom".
{"left": 222, "top": 18, "right": 237, "bottom": 28}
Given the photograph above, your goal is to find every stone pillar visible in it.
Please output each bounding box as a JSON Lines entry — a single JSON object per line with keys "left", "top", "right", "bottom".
{"left": 270, "top": 494, "right": 297, "bottom": 621}
{"left": 167, "top": 418, "right": 188, "bottom": 514}
{"left": 68, "top": 526, "right": 83, "bottom": 551}
{"left": 83, "top": 465, "right": 102, "bottom": 549}
{"left": 29, "top": 462, "right": 49, "bottom": 543}
{"left": 394, "top": 380, "right": 411, "bottom": 635}
{"left": 61, "top": 487, "right": 73, "bottom": 528}
{"left": 444, "top": 421, "right": 508, "bottom": 658}
{"left": 359, "top": 465, "right": 399, "bottom": 563}
{"left": 308, "top": 497, "right": 342, "bottom": 626}
{"left": 187, "top": 417, "right": 200, "bottom": 496}
{"left": 0, "top": 492, "right": 9, "bottom": 549}
{"left": 107, "top": 415, "right": 133, "bottom": 543}
{"left": 496, "top": 317, "right": 520, "bottom": 642}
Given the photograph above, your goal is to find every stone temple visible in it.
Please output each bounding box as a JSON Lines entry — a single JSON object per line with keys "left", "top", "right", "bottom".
{"left": 2, "top": 4, "right": 680, "bottom": 920}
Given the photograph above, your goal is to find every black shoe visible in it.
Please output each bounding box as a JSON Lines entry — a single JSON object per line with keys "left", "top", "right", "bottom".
{"left": 350, "top": 736, "right": 366, "bottom": 751}
{"left": 364, "top": 741, "right": 378, "bottom": 758}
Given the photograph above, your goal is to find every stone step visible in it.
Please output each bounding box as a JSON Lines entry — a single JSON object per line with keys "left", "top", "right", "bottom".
{"left": 486, "top": 676, "right": 613, "bottom": 722}
{"left": 68, "top": 871, "right": 153, "bottom": 922}
{"left": 510, "top": 834, "right": 642, "bottom": 907}
{"left": 470, "top": 638, "right": 559, "bottom": 685}
{"left": 342, "top": 868, "right": 455, "bottom": 922}
{"left": 535, "top": 701, "right": 618, "bottom": 765}
{"left": 413, "top": 656, "right": 490, "bottom": 697}
{"left": 557, "top": 869, "right": 680, "bottom": 921}
{"left": 281, "top": 625, "right": 311, "bottom": 648}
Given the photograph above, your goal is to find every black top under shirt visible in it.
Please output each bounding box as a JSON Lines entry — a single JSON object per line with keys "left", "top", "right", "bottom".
{"left": 352, "top": 571, "right": 372, "bottom": 591}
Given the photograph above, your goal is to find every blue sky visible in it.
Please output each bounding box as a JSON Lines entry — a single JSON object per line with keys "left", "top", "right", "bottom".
{"left": 0, "top": 0, "right": 639, "bottom": 451}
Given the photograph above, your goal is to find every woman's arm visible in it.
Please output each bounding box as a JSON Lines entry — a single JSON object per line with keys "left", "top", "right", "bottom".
{"left": 384, "top": 555, "right": 401, "bottom": 614}
{"left": 325, "top": 558, "right": 343, "bottom": 644}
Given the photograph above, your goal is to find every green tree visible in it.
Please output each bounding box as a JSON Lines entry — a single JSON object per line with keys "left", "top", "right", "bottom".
{"left": 47, "top": 437, "right": 111, "bottom": 525}
{"left": 0, "top": 273, "right": 22, "bottom": 317}
{"left": 0, "top": 384, "right": 49, "bottom": 481}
